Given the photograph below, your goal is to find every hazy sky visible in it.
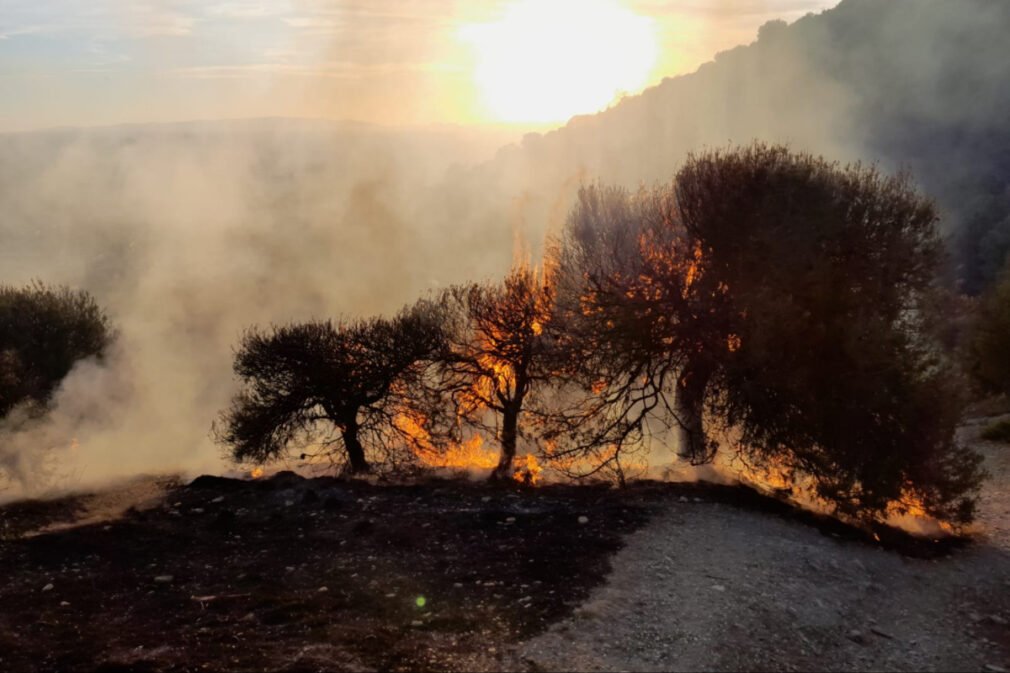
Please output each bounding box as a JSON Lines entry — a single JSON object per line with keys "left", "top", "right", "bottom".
{"left": 0, "top": 0, "right": 839, "bottom": 132}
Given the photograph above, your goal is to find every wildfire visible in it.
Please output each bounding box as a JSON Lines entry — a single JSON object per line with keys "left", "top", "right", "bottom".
{"left": 724, "top": 452, "right": 958, "bottom": 537}
{"left": 513, "top": 453, "right": 544, "bottom": 485}
{"left": 884, "top": 490, "right": 955, "bottom": 536}
{"left": 395, "top": 411, "right": 501, "bottom": 470}
{"left": 249, "top": 467, "right": 264, "bottom": 479}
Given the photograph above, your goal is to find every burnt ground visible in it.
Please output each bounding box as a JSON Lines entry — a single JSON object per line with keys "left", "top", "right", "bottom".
{"left": 0, "top": 453, "right": 1004, "bottom": 673}
{"left": 0, "top": 473, "right": 656, "bottom": 672}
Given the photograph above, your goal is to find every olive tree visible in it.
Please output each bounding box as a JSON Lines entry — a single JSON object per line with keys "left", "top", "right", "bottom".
{"left": 553, "top": 145, "right": 984, "bottom": 524}
{"left": 216, "top": 301, "right": 445, "bottom": 474}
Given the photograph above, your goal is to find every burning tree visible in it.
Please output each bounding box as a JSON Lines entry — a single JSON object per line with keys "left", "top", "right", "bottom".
{"left": 429, "top": 266, "right": 554, "bottom": 481}
{"left": 554, "top": 144, "right": 984, "bottom": 524}
{"left": 546, "top": 183, "right": 729, "bottom": 480}
{"left": 216, "top": 301, "right": 445, "bottom": 474}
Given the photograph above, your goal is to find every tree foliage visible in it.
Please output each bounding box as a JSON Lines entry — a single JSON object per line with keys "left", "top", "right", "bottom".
{"left": 0, "top": 281, "right": 112, "bottom": 419}
{"left": 553, "top": 144, "right": 984, "bottom": 524}
{"left": 216, "top": 301, "right": 445, "bottom": 473}
{"left": 968, "top": 256, "right": 1010, "bottom": 397}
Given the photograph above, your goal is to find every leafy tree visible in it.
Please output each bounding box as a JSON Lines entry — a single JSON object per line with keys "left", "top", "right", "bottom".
{"left": 969, "top": 255, "right": 1010, "bottom": 396}
{"left": 216, "top": 301, "right": 445, "bottom": 474}
{"left": 0, "top": 281, "right": 112, "bottom": 419}
{"left": 555, "top": 145, "right": 984, "bottom": 524}
{"left": 432, "top": 267, "right": 554, "bottom": 481}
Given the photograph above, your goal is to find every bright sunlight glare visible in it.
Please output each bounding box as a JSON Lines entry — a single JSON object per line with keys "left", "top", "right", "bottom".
{"left": 459, "top": 0, "right": 659, "bottom": 124}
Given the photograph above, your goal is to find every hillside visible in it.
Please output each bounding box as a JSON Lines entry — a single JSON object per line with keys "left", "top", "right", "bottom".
{"left": 426, "top": 0, "right": 1010, "bottom": 292}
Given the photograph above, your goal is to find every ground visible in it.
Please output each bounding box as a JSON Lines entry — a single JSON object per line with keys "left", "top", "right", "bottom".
{"left": 0, "top": 421, "right": 1007, "bottom": 672}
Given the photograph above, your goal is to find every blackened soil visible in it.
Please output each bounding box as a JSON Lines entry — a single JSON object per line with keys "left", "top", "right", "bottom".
{"left": 0, "top": 474, "right": 653, "bottom": 672}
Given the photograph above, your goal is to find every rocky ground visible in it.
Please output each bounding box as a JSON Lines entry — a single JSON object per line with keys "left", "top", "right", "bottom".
{"left": 0, "top": 421, "right": 1006, "bottom": 672}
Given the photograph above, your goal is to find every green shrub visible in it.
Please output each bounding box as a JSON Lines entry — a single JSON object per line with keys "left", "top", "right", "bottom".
{"left": 981, "top": 418, "right": 1010, "bottom": 442}
{"left": 0, "top": 281, "right": 112, "bottom": 419}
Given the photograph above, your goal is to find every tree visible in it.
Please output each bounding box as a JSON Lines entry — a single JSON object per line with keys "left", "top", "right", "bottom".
{"left": 545, "top": 184, "right": 708, "bottom": 481}
{"left": 0, "top": 281, "right": 112, "bottom": 419}
{"left": 555, "top": 145, "right": 984, "bottom": 524}
{"left": 969, "top": 255, "right": 1010, "bottom": 396}
{"left": 216, "top": 301, "right": 445, "bottom": 474}
{"left": 433, "top": 266, "right": 554, "bottom": 481}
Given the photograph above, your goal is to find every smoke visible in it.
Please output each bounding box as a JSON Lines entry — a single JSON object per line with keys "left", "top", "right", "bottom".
{"left": 0, "top": 119, "right": 520, "bottom": 498}
{"left": 2, "top": 0, "right": 1007, "bottom": 498}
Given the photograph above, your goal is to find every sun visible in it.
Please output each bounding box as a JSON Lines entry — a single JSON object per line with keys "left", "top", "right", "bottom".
{"left": 459, "top": 0, "right": 658, "bottom": 124}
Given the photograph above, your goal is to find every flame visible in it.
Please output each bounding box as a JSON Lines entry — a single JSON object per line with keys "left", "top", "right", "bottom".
{"left": 884, "top": 490, "right": 955, "bottom": 536}
{"left": 395, "top": 411, "right": 501, "bottom": 470}
{"left": 725, "top": 452, "right": 956, "bottom": 536}
{"left": 249, "top": 467, "right": 264, "bottom": 479}
{"left": 513, "top": 453, "right": 543, "bottom": 485}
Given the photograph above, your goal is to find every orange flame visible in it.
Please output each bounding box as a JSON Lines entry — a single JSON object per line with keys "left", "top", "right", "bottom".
{"left": 249, "top": 467, "right": 264, "bottom": 479}
{"left": 513, "top": 453, "right": 543, "bottom": 485}
{"left": 395, "top": 411, "right": 501, "bottom": 470}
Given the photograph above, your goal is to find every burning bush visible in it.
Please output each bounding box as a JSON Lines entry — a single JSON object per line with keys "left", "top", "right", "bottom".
{"left": 553, "top": 144, "right": 984, "bottom": 525}
{"left": 0, "top": 281, "right": 112, "bottom": 420}
{"left": 215, "top": 300, "right": 445, "bottom": 474}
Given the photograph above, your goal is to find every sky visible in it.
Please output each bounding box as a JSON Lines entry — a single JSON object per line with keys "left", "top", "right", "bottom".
{"left": 0, "top": 0, "right": 839, "bottom": 133}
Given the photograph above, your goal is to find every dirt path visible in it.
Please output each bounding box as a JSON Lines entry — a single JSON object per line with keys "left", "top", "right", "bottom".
{"left": 507, "top": 430, "right": 1010, "bottom": 673}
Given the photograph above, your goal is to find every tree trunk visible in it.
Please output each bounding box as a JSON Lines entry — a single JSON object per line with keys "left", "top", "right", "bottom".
{"left": 675, "top": 360, "right": 713, "bottom": 464}
{"left": 341, "top": 414, "right": 370, "bottom": 474}
{"left": 490, "top": 405, "right": 519, "bottom": 481}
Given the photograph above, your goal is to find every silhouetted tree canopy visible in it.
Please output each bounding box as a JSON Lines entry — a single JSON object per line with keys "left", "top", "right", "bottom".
{"left": 216, "top": 301, "right": 445, "bottom": 473}
{"left": 0, "top": 281, "right": 112, "bottom": 419}
{"left": 554, "top": 144, "right": 984, "bottom": 525}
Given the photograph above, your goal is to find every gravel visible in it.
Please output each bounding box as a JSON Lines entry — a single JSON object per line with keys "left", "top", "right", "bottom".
{"left": 503, "top": 428, "right": 1010, "bottom": 672}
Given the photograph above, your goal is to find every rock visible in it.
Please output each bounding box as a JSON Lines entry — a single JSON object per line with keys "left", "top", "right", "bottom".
{"left": 847, "top": 629, "right": 867, "bottom": 645}
{"left": 679, "top": 496, "right": 690, "bottom": 503}
{"left": 870, "top": 626, "right": 895, "bottom": 640}
{"left": 983, "top": 665, "right": 1009, "bottom": 673}
{"left": 210, "top": 496, "right": 225, "bottom": 504}
{"left": 191, "top": 508, "right": 204, "bottom": 514}
{"left": 318, "top": 586, "right": 329, "bottom": 593}
{"left": 59, "top": 601, "right": 70, "bottom": 607}
{"left": 41, "top": 583, "right": 54, "bottom": 592}
{"left": 506, "top": 516, "right": 516, "bottom": 524}
{"left": 153, "top": 575, "right": 174, "bottom": 584}
{"left": 985, "top": 614, "right": 1008, "bottom": 626}
{"left": 481, "top": 496, "right": 492, "bottom": 503}
{"left": 578, "top": 516, "right": 589, "bottom": 525}
{"left": 710, "top": 584, "right": 726, "bottom": 592}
